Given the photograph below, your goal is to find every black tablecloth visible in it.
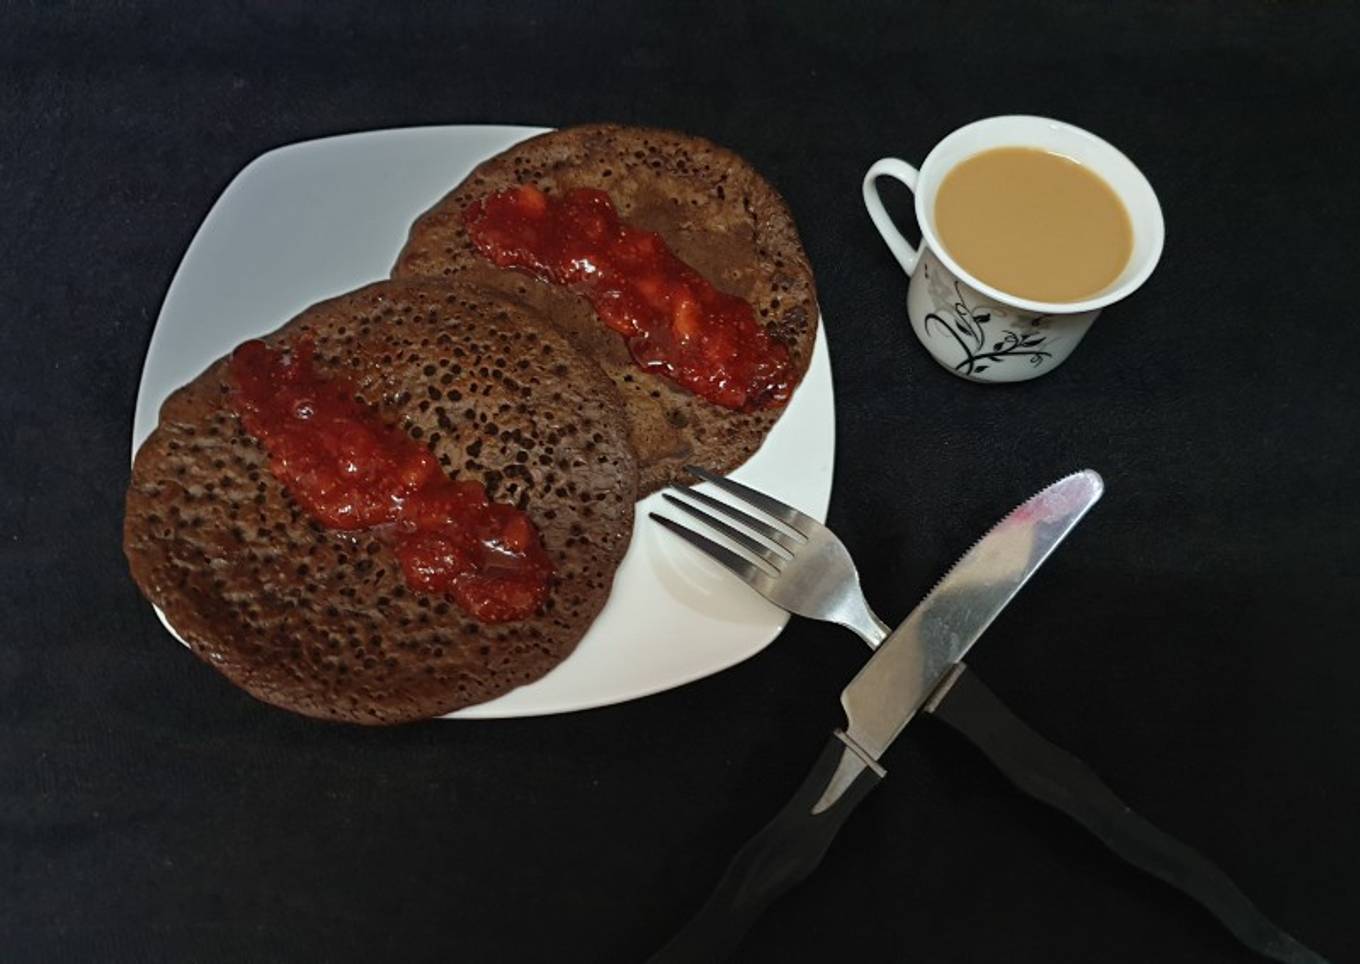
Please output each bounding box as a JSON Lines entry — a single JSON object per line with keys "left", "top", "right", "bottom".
{"left": 3, "top": 3, "right": 1357, "bottom": 961}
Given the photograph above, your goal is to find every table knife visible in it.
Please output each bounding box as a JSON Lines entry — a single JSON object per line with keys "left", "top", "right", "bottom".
{"left": 652, "top": 468, "right": 1326, "bottom": 964}
{"left": 650, "top": 471, "right": 1102, "bottom": 962}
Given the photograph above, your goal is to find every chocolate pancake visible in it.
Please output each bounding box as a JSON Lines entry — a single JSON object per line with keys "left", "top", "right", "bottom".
{"left": 124, "top": 280, "right": 638, "bottom": 724}
{"left": 391, "top": 124, "right": 818, "bottom": 494}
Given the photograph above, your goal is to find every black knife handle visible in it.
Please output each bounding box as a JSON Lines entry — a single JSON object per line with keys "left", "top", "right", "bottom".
{"left": 928, "top": 665, "right": 1328, "bottom": 964}
{"left": 650, "top": 732, "right": 884, "bottom": 964}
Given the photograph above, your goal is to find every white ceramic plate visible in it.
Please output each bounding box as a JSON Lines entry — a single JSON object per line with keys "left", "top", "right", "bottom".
{"left": 131, "top": 125, "right": 835, "bottom": 718}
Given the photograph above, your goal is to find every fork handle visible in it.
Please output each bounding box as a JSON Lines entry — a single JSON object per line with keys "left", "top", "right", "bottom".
{"left": 928, "top": 666, "right": 1328, "bottom": 964}
{"left": 649, "top": 732, "right": 883, "bottom": 963}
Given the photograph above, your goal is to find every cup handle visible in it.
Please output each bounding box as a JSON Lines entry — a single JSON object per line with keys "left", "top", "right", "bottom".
{"left": 862, "top": 157, "right": 922, "bottom": 276}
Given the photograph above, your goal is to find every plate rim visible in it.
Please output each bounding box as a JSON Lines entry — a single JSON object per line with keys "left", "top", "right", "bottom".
{"left": 129, "top": 123, "right": 836, "bottom": 720}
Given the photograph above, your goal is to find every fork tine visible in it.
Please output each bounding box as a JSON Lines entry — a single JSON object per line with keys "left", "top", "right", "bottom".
{"left": 668, "top": 487, "right": 800, "bottom": 552}
{"left": 661, "top": 494, "right": 788, "bottom": 569}
{"left": 649, "top": 513, "right": 775, "bottom": 590}
{"left": 685, "top": 465, "right": 816, "bottom": 536}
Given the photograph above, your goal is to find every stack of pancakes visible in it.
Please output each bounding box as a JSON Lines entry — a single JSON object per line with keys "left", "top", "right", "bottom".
{"left": 125, "top": 124, "right": 818, "bottom": 724}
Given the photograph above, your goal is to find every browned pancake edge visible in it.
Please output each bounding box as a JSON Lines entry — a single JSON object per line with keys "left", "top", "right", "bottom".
{"left": 124, "top": 279, "right": 639, "bottom": 724}
{"left": 391, "top": 123, "right": 819, "bottom": 495}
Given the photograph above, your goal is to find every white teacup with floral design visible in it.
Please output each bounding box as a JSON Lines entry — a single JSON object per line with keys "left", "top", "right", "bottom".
{"left": 863, "top": 116, "right": 1164, "bottom": 382}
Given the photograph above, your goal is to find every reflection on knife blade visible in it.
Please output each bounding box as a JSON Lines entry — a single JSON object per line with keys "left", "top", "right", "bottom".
{"left": 840, "top": 470, "right": 1103, "bottom": 763}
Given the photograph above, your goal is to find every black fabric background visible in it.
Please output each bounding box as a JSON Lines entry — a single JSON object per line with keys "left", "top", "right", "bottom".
{"left": 2, "top": 3, "right": 1357, "bottom": 961}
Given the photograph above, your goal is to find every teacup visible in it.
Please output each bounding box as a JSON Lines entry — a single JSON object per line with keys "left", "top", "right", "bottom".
{"left": 863, "top": 115, "right": 1164, "bottom": 382}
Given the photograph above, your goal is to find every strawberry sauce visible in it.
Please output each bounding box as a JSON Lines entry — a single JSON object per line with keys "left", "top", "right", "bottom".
{"left": 228, "top": 339, "right": 553, "bottom": 622}
{"left": 464, "top": 185, "right": 793, "bottom": 411}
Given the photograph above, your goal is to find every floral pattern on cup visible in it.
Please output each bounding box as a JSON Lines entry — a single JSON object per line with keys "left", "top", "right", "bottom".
{"left": 863, "top": 116, "right": 1164, "bottom": 384}
{"left": 907, "top": 248, "right": 1098, "bottom": 381}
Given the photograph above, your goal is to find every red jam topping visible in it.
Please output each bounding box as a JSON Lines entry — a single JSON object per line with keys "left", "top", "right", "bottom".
{"left": 463, "top": 185, "right": 794, "bottom": 411}
{"left": 228, "top": 339, "right": 553, "bottom": 623}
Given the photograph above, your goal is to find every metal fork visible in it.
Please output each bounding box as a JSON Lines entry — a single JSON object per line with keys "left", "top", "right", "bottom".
{"left": 651, "top": 465, "right": 891, "bottom": 649}
{"left": 651, "top": 466, "right": 1328, "bottom": 964}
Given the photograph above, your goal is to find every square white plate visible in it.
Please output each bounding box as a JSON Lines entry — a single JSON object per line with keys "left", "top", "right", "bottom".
{"left": 131, "top": 125, "right": 835, "bottom": 718}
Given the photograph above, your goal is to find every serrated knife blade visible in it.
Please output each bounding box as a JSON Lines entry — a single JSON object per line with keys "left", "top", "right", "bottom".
{"left": 841, "top": 469, "right": 1104, "bottom": 761}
